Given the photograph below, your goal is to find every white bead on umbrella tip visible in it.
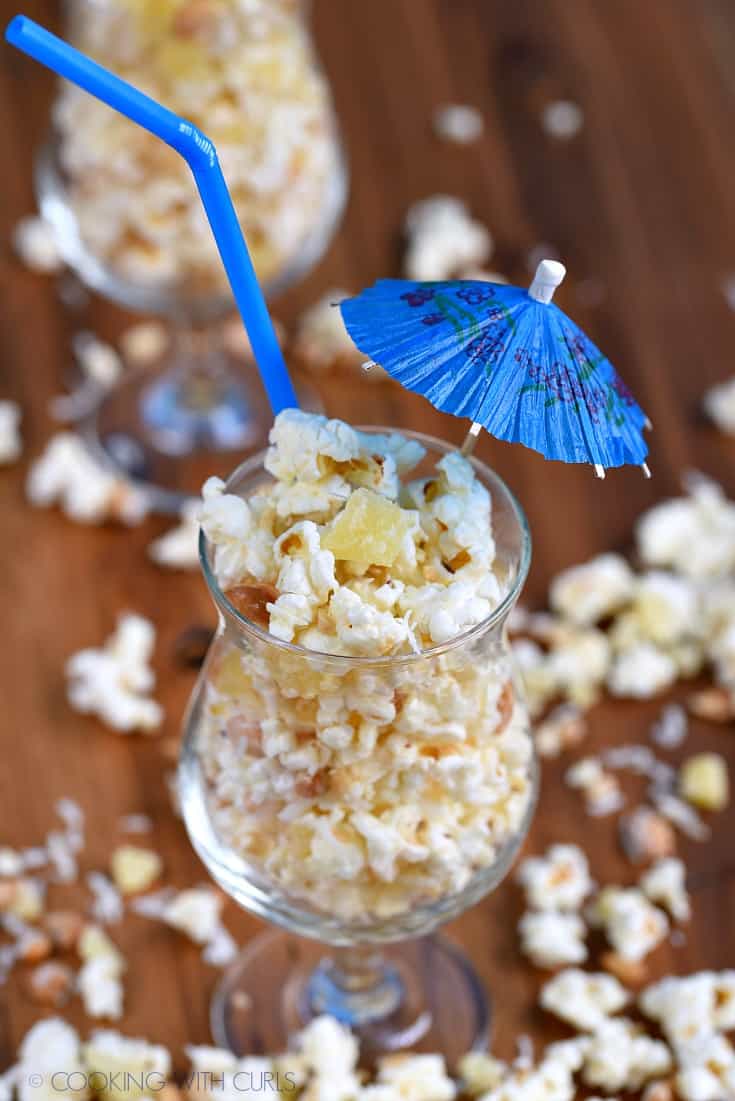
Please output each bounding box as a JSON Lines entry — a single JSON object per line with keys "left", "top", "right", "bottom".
{"left": 528, "top": 259, "right": 567, "bottom": 304}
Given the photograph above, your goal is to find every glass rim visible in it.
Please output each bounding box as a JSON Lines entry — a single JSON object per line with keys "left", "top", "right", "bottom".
{"left": 199, "top": 426, "right": 532, "bottom": 667}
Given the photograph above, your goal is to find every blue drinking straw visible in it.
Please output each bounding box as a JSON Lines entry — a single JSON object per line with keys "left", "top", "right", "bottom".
{"left": 5, "top": 14, "right": 299, "bottom": 416}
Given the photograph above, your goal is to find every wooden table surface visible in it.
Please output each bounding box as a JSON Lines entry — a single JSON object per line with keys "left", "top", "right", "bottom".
{"left": 1, "top": 0, "right": 734, "bottom": 1079}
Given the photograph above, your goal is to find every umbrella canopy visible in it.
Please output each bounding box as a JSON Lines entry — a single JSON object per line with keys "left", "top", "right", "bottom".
{"left": 340, "top": 261, "right": 650, "bottom": 476}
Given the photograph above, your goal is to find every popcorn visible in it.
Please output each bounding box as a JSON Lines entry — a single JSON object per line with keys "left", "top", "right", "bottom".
{"left": 651, "top": 703, "right": 688, "bottom": 749}
{"left": 78, "top": 953, "right": 125, "bottom": 1019}
{"left": 53, "top": 2, "right": 343, "bottom": 295}
{"left": 652, "top": 792, "right": 710, "bottom": 842}
{"left": 679, "top": 753, "right": 730, "bottom": 811}
{"left": 566, "top": 757, "right": 624, "bottom": 816}
{"left": 0, "top": 401, "right": 22, "bottom": 465}
{"left": 540, "top": 969, "right": 629, "bottom": 1031}
{"left": 16, "top": 1018, "right": 87, "bottom": 1101}
{"left": 517, "top": 844, "right": 594, "bottom": 911}
{"left": 534, "top": 703, "right": 587, "bottom": 757}
{"left": 66, "top": 614, "right": 163, "bottom": 734}
{"left": 292, "top": 1016, "right": 361, "bottom": 1100}
{"left": 703, "top": 375, "right": 735, "bottom": 435}
{"left": 675, "top": 1033, "right": 735, "bottom": 1101}
{"left": 110, "top": 846, "right": 163, "bottom": 895}
{"left": 457, "top": 1052, "right": 507, "bottom": 1095}
{"left": 87, "top": 872, "right": 124, "bottom": 925}
{"left": 636, "top": 477, "right": 735, "bottom": 580}
{"left": 433, "top": 103, "right": 484, "bottom": 144}
{"left": 518, "top": 910, "right": 588, "bottom": 968}
{"left": 27, "top": 961, "right": 74, "bottom": 1007}
{"left": 291, "top": 290, "right": 365, "bottom": 373}
{"left": 148, "top": 500, "right": 200, "bottom": 569}
{"left": 73, "top": 332, "right": 123, "bottom": 387}
{"left": 549, "top": 553, "right": 635, "bottom": 625}
{"left": 630, "top": 571, "right": 700, "bottom": 647}
{"left": 119, "top": 322, "right": 169, "bottom": 367}
{"left": 640, "top": 858, "right": 691, "bottom": 923}
{"left": 618, "top": 806, "right": 676, "bottom": 865}
{"left": 162, "top": 887, "right": 223, "bottom": 945}
{"left": 83, "top": 1031, "right": 171, "bottom": 1101}
{"left": 608, "top": 642, "right": 678, "bottom": 698}
{"left": 581, "top": 1018, "right": 672, "bottom": 1093}
{"left": 541, "top": 100, "right": 584, "bottom": 140}
{"left": 365, "top": 1053, "right": 456, "bottom": 1101}
{"left": 403, "top": 196, "right": 493, "bottom": 281}
{"left": 27, "top": 433, "right": 149, "bottom": 525}
{"left": 1, "top": 877, "right": 45, "bottom": 921}
{"left": 13, "top": 214, "right": 63, "bottom": 273}
{"left": 640, "top": 972, "right": 735, "bottom": 1046}
{"left": 198, "top": 412, "right": 533, "bottom": 921}
{"left": 588, "top": 887, "right": 669, "bottom": 961}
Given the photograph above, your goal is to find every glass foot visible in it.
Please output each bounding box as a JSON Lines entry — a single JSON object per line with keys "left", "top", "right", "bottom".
{"left": 210, "top": 929, "right": 490, "bottom": 1069}
{"left": 85, "top": 356, "right": 322, "bottom": 514}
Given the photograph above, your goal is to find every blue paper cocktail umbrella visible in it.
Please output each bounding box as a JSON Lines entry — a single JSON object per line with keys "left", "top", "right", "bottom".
{"left": 341, "top": 261, "right": 651, "bottom": 477}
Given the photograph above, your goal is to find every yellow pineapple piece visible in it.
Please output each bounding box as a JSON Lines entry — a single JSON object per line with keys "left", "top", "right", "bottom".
{"left": 214, "top": 648, "right": 248, "bottom": 696}
{"left": 322, "top": 489, "right": 414, "bottom": 567}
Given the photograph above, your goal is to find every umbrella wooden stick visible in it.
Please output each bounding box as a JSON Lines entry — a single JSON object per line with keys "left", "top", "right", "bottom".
{"left": 460, "top": 260, "right": 566, "bottom": 459}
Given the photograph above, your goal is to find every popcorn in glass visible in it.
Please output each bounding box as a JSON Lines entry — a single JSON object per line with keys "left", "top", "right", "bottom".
{"left": 180, "top": 412, "right": 536, "bottom": 1061}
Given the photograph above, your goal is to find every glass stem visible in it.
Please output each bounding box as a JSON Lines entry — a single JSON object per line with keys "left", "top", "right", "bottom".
{"left": 307, "top": 946, "right": 404, "bottom": 1026}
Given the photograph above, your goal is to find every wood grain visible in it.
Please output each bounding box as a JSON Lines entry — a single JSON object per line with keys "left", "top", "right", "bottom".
{"left": 1, "top": 0, "right": 734, "bottom": 1075}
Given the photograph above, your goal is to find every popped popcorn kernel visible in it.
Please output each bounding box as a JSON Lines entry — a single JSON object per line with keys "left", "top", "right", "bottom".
{"left": 517, "top": 844, "right": 594, "bottom": 911}
{"left": 703, "top": 375, "right": 735, "bottom": 435}
{"left": 679, "top": 753, "right": 730, "bottom": 811}
{"left": 0, "top": 401, "right": 22, "bottom": 465}
{"left": 518, "top": 909, "right": 588, "bottom": 969}
{"left": 457, "top": 1051, "right": 507, "bottom": 1095}
{"left": 549, "top": 552, "right": 634, "bottom": 626}
{"left": 588, "top": 887, "right": 669, "bottom": 962}
{"left": 640, "top": 857, "right": 691, "bottom": 923}
{"left": 540, "top": 968, "right": 629, "bottom": 1031}
{"left": 403, "top": 196, "right": 492, "bottom": 281}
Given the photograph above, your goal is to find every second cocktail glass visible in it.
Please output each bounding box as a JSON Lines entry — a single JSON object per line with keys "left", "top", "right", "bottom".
{"left": 37, "top": 0, "right": 346, "bottom": 510}
{"left": 179, "top": 429, "right": 536, "bottom": 1065}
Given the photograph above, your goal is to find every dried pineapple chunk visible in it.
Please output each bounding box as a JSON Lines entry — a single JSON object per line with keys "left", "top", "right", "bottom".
{"left": 322, "top": 488, "right": 414, "bottom": 567}
{"left": 680, "top": 752, "right": 730, "bottom": 811}
{"left": 110, "top": 845, "right": 163, "bottom": 895}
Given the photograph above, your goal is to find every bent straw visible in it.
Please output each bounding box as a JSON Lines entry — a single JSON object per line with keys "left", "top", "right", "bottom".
{"left": 5, "top": 14, "right": 298, "bottom": 415}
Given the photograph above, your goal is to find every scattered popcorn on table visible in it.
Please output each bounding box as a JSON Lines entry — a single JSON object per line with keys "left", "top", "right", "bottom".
{"left": 703, "top": 375, "right": 735, "bottom": 435}
{"left": 533, "top": 703, "right": 587, "bottom": 758}
{"left": 541, "top": 100, "right": 585, "bottom": 140}
{"left": 83, "top": 1030, "right": 171, "bottom": 1101}
{"left": 291, "top": 289, "right": 366, "bottom": 374}
{"left": 16, "top": 1018, "right": 86, "bottom": 1099}
{"left": 290, "top": 1015, "right": 361, "bottom": 1101}
{"left": 66, "top": 614, "right": 163, "bottom": 734}
{"left": 540, "top": 968, "right": 629, "bottom": 1031}
{"left": 110, "top": 846, "right": 163, "bottom": 896}
{"left": 581, "top": 1018, "right": 672, "bottom": 1093}
{"left": 640, "top": 971, "right": 735, "bottom": 1047}
{"left": 148, "top": 500, "right": 201, "bottom": 570}
{"left": 652, "top": 791, "right": 711, "bottom": 842}
{"left": 433, "top": 103, "right": 484, "bottom": 144}
{"left": 675, "top": 1032, "right": 735, "bottom": 1101}
{"left": 608, "top": 642, "right": 678, "bottom": 699}
{"left": 73, "top": 332, "right": 124, "bottom": 388}
{"left": 28, "top": 960, "right": 74, "bottom": 1007}
{"left": 566, "top": 757, "right": 624, "bottom": 817}
{"left": 679, "top": 752, "right": 730, "bottom": 811}
{"left": 517, "top": 844, "right": 594, "bottom": 911}
{"left": 86, "top": 872, "right": 124, "bottom": 926}
{"left": 0, "top": 401, "right": 22, "bottom": 465}
{"left": 27, "top": 433, "right": 149, "bottom": 525}
{"left": 403, "top": 196, "right": 493, "bottom": 281}
{"left": 549, "top": 553, "right": 635, "bottom": 626}
{"left": 636, "top": 476, "right": 735, "bottom": 580}
{"left": 457, "top": 1051, "right": 507, "bottom": 1095}
{"left": 640, "top": 857, "right": 691, "bottom": 923}
{"left": 518, "top": 909, "right": 588, "bottom": 968}
{"left": 618, "top": 806, "right": 676, "bottom": 865}
{"left": 651, "top": 703, "right": 688, "bottom": 749}
{"left": 587, "top": 886, "right": 669, "bottom": 962}
{"left": 78, "top": 951, "right": 125, "bottom": 1020}
{"left": 13, "top": 214, "right": 63, "bottom": 273}
{"left": 364, "top": 1052, "right": 456, "bottom": 1101}
{"left": 119, "top": 322, "right": 170, "bottom": 368}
